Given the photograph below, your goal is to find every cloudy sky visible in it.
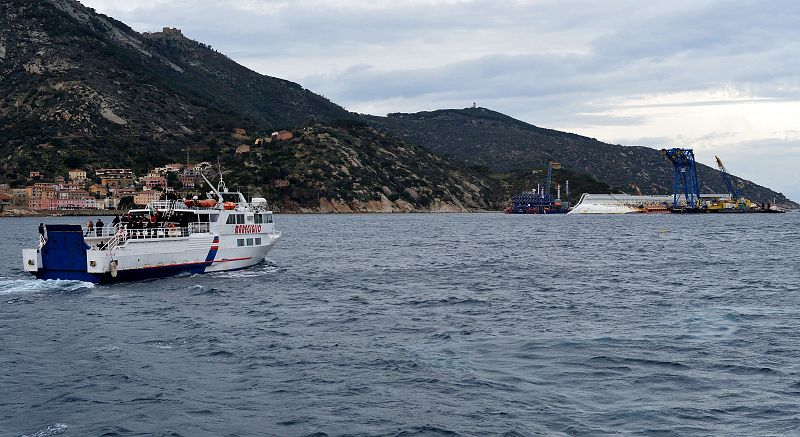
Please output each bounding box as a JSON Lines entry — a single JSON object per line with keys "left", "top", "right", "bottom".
{"left": 81, "top": 0, "right": 800, "bottom": 200}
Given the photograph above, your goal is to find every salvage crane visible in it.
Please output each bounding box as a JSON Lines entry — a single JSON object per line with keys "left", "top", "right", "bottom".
{"left": 710, "top": 155, "right": 752, "bottom": 211}
{"left": 715, "top": 155, "right": 742, "bottom": 201}
{"left": 544, "top": 161, "right": 560, "bottom": 198}
{"left": 661, "top": 148, "right": 700, "bottom": 211}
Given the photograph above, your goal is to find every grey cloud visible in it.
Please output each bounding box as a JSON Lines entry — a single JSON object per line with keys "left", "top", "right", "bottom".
{"left": 82, "top": 0, "right": 800, "bottom": 197}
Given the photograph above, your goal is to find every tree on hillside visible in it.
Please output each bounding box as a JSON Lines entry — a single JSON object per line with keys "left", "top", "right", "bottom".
{"left": 118, "top": 196, "right": 135, "bottom": 210}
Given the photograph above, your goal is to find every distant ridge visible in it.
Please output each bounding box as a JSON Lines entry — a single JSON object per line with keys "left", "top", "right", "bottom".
{"left": 368, "top": 107, "right": 796, "bottom": 205}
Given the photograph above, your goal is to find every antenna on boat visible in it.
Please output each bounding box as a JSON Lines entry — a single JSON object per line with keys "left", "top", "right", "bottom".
{"left": 215, "top": 157, "right": 228, "bottom": 193}
{"left": 201, "top": 172, "right": 223, "bottom": 203}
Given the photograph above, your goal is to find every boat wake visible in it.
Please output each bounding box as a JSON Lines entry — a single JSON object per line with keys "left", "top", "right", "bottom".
{"left": 20, "top": 422, "right": 68, "bottom": 437}
{"left": 0, "top": 278, "right": 95, "bottom": 295}
{"left": 209, "top": 260, "right": 282, "bottom": 278}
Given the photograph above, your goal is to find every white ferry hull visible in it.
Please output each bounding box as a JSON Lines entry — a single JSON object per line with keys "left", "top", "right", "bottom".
{"left": 24, "top": 227, "right": 279, "bottom": 284}
{"left": 23, "top": 191, "right": 281, "bottom": 284}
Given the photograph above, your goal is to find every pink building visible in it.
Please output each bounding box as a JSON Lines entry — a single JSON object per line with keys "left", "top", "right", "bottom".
{"left": 54, "top": 190, "right": 96, "bottom": 210}
{"left": 26, "top": 183, "right": 58, "bottom": 210}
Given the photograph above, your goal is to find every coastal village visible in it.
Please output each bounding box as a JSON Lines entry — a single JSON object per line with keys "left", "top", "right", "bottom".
{"left": 0, "top": 129, "right": 294, "bottom": 215}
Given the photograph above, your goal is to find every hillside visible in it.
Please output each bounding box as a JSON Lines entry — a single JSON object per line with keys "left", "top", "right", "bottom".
{"left": 368, "top": 108, "right": 796, "bottom": 206}
{"left": 230, "top": 122, "right": 497, "bottom": 212}
{"left": 0, "top": 0, "right": 501, "bottom": 211}
{"left": 0, "top": 0, "right": 351, "bottom": 182}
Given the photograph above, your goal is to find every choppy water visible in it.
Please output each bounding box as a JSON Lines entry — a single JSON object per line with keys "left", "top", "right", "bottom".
{"left": 2, "top": 213, "right": 800, "bottom": 436}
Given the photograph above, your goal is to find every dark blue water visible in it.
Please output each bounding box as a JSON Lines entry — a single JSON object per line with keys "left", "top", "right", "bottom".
{"left": 2, "top": 213, "right": 800, "bottom": 436}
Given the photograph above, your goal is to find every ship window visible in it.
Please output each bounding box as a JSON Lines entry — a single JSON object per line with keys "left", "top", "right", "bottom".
{"left": 255, "top": 238, "right": 262, "bottom": 245}
{"left": 246, "top": 214, "right": 254, "bottom": 223}
{"left": 226, "top": 215, "right": 236, "bottom": 224}
{"left": 266, "top": 214, "right": 273, "bottom": 223}
{"left": 246, "top": 238, "right": 254, "bottom": 246}
{"left": 237, "top": 239, "right": 244, "bottom": 247}
{"left": 209, "top": 214, "right": 219, "bottom": 222}
{"left": 254, "top": 214, "right": 263, "bottom": 224}
{"left": 236, "top": 214, "right": 245, "bottom": 224}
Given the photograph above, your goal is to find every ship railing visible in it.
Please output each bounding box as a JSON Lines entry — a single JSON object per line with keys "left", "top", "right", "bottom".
{"left": 94, "top": 224, "right": 211, "bottom": 250}
{"left": 79, "top": 225, "right": 118, "bottom": 238}
{"left": 149, "top": 200, "right": 177, "bottom": 211}
{"left": 103, "top": 230, "right": 124, "bottom": 251}
{"left": 117, "top": 226, "right": 189, "bottom": 242}
{"left": 189, "top": 222, "right": 210, "bottom": 234}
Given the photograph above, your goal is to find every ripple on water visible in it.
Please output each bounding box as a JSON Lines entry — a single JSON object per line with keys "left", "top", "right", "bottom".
{"left": 2, "top": 214, "right": 800, "bottom": 436}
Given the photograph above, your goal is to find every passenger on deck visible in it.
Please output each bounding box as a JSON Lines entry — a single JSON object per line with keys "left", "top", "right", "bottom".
{"left": 85, "top": 219, "right": 94, "bottom": 236}
{"left": 96, "top": 218, "right": 104, "bottom": 237}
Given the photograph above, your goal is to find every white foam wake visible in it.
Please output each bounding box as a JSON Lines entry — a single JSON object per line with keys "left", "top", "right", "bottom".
{"left": 0, "top": 278, "right": 95, "bottom": 295}
{"left": 21, "top": 422, "right": 68, "bottom": 437}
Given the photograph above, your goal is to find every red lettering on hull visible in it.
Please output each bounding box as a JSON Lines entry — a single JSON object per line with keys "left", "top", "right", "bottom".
{"left": 234, "top": 224, "right": 262, "bottom": 234}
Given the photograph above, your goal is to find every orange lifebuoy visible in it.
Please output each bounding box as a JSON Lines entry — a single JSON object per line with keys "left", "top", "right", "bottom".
{"left": 223, "top": 202, "right": 236, "bottom": 210}
{"left": 167, "top": 223, "right": 176, "bottom": 229}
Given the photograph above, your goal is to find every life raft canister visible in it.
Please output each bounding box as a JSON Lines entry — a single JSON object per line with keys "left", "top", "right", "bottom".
{"left": 223, "top": 202, "right": 236, "bottom": 210}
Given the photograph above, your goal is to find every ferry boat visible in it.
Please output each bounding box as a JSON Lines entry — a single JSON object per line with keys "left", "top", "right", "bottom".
{"left": 22, "top": 176, "right": 280, "bottom": 283}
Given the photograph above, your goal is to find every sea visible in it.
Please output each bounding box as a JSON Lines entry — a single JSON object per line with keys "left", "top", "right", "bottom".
{"left": 1, "top": 212, "right": 799, "bottom": 436}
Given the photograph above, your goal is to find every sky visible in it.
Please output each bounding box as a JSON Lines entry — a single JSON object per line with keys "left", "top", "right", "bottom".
{"left": 80, "top": 0, "right": 800, "bottom": 200}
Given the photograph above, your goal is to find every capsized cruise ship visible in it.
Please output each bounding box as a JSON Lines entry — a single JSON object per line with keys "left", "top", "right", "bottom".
{"left": 568, "top": 193, "right": 732, "bottom": 214}
{"left": 22, "top": 176, "right": 280, "bottom": 283}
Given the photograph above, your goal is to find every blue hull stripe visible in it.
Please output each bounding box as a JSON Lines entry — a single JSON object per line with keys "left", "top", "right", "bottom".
{"left": 33, "top": 234, "right": 231, "bottom": 284}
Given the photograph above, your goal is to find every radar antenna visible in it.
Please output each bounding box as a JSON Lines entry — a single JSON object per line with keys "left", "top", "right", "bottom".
{"left": 216, "top": 157, "right": 228, "bottom": 193}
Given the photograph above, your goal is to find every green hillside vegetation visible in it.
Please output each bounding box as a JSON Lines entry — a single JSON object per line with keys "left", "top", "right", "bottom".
{"left": 0, "top": 0, "right": 351, "bottom": 182}
{"left": 225, "top": 122, "right": 497, "bottom": 212}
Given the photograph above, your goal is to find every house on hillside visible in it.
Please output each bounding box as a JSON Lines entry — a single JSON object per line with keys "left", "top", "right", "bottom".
{"left": 178, "top": 174, "right": 197, "bottom": 189}
{"left": 29, "top": 171, "right": 42, "bottom": 180}
{"left": 10, "top": 188, "right": 28, "bottom": 206}
{"left": 272, "top": 179, "right": 290, "bottom": 188}
{"left": 69, "top": 169, "right": 87, "bottom": 181}
{"left": 89, "top": 184, "right": 109, "bottom": 197}
{"left": 134, "top": 191, "right": 162, "bottom": 206}
{"left": 112, "top": 187, "right": 138, "bottom": 198}
{"left": 60, "top": 181, "right": 86, "bottom": 191}
{"left": 235, "top": 144, "right": 251, "bottom": 155}
{"left": 143, "top": 176, "right": 167, "bottom": 189}
{"left": 97, "top": 168, "right": 135, "bottom": 188}
{"left": 26, "top": 183, "right": 58, "bottom": 210}
{"left": 56, "top": 190, "right": 96, "bottom": 210}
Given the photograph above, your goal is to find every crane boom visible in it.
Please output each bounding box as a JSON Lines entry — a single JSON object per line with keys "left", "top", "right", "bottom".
{"left": 715, "top": 156, "right": 741, "bottom": 200}
{"left": 544, "top": 162, "right": 560, "bottom": 197}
